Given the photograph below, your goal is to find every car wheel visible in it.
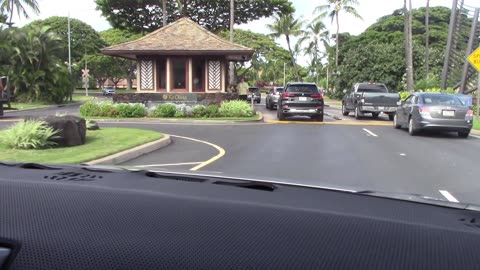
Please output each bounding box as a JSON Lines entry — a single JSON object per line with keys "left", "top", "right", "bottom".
{"left": 388, "top": 114, "right": 395, "bottom": 121}
{"left": 342, "top": 103, "right": 349, "bottom": 116}
{"left": 266, "top": 100, "right": 270, "bottom": 109}
{"left": 408, "top": 118, "right": 418, "bottom": 136}
{"left": 312, "top": 115, "right": 324, "bottom": 122}
{"left": 393, "top": 114, "right": 401, "bottom": 129}
{"left": 371, "top": 112, "right": 379, "bottom": 119}
{"left": 355, "top": 106, "right": 361, "bottom": 120}
{"left": 458, "top": 131, "right": 470, "bottom": 138}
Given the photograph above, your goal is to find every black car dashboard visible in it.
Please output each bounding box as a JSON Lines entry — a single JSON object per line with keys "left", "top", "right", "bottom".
{"left": 1, "top": 163, "right": 480, "bottom": 270}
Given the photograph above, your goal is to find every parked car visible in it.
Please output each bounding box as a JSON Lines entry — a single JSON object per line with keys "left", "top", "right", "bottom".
{"left": 393, "top": 92, "right": 473, "bottom": 137}
{"left": 246, "top": 87, "right": 261, "bottom": 104}
{"left": 342, "top": 82, "right": 400, "bottom": 120}
{"left": 277, "top": 82, "right": 324, "bottom": 121}
{"left": 266, "top": 87, "right": 284, "bottom": 110}
{"left": 102, "top": 86, "right": 116, "bottom": 96}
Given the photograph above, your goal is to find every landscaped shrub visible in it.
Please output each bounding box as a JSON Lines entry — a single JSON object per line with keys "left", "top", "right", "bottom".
{"left": 0, "top": 120, "right": 59, "bottom": 149}
{"left": 116, "top": 103, "right": 147, "bottom": 118}
{"left": 99, "top": 102, "right": 120, "bottom": 117}
{"left": 192, "top": 105, "right": 207, "bottom": 117}
{"left": 205, "top": 105, "right": 219, "bottom": 117}
{"left": 152, "top": 103, "right": 177, "bottom": 117}
{"left": 218, "top": 100, "right": 254, "bottom": 117}
{"left": 79, "top": 101, "right": 100, "bottom": 117}
{"left": 399, "top": 88, "right": 457, "bottom": 100}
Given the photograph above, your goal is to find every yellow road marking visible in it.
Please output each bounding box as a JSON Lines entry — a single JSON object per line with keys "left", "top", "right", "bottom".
{"left": 169, "top": 135, "right": 226, "bottom": 171}
{"left": 265, "top": 120, "right": 392, "bottom": 126}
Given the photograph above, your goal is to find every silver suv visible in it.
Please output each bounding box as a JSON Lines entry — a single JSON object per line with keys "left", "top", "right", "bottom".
{"left": 277, "top": 82, "right": 324, "bottom": 121}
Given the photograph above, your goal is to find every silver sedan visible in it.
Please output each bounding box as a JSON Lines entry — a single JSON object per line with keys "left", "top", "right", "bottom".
{"left": 265, "top": 87, "right": 284, "bottom": 110}
{"left": 393, "top": 92, "right": 473, "bottom": 137}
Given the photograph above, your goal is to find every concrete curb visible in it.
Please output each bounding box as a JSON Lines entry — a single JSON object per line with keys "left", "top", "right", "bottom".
{"left": 4, "top": 102, "right": 84, "bottom": 114}
{"left": 471, "top": 129, "right": 480, "bottom": 136}
{"left": 91, "top": 112, "right": 264, "bottom": 124}
{"left": 85, "top": 135, "right": 172, "bottom": 166}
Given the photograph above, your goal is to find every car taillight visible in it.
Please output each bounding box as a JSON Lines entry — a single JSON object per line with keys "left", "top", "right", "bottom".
{"left": 419, "top": 107, "right": 430, "bottom": 113}
{"left": 466, "top": 109, "right": 473, "bottom": 117}
{"left": 316, "top": 105, "right": 323, "bottom": 109}
{"left": 311, "top": 94, "right": 323, "bottom": 99}
{"left": 282, "top": 93, "right": 295, "bottom": 98}
{"left": 419, "top": 107, "right": 430, "bottom": 116}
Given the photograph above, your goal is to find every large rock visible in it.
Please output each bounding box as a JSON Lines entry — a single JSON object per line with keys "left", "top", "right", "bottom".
{"left": 26, "top": 115, "right": 86, "bottom": 147}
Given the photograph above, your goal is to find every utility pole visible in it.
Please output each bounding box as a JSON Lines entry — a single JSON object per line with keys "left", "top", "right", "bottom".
{"left": 68, "top": 12, "right": 72, "bottom": 74}
{"left": 425, "top": 0, "right": 430, "bottom": 80}
{"left": 228, "top": 0, "right": 235, "bottom": 89}
{"left": 283, "top": 62, "right": 286, "bottom": 86}
{"left": 162, "top": 0, "right": 167, "bottom": 27}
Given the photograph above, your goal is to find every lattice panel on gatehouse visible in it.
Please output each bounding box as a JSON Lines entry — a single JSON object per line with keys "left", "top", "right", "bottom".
{"left": 208, "top": 60, "right": 221, "bottom": 90}
{"left": 140, "top": 60, "right": 154, "bottom": 90}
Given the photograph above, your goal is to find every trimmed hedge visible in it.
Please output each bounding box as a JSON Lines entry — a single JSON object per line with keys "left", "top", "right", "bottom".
{"left": 80, "top": 101, "right": 255, "bottom": 119}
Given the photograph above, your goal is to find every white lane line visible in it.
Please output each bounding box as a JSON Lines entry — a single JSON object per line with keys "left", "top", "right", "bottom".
{"left": 134, "top": 162, "right": 203, "bottom": 168}
{"left": 439, "top": 190, "right": 459, "bottom": 203}
{"left": 362, "top": 128, "right": 378, "bottom": 137}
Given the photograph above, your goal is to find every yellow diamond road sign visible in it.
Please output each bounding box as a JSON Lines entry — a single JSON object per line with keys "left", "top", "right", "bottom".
{"left": 467, "top": 47, "right": 480, "bottom": 72}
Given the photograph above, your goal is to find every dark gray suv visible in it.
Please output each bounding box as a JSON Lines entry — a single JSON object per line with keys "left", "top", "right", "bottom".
{"left": 277, "top": 82, "right": 324, "bottom": 121}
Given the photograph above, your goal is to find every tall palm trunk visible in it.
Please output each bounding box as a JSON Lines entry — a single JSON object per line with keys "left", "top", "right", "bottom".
{"left": 335, "top": 13, "right": 340, "bottom": 68}
{"left": 228, "top": 0, "right": 235, "bottom": 88}
{"left": 8, "top": 0, "right": 14, "bottom": 26}
{"left": 425, "top": 0, "right": 430, "bottom": 79}
{"left": 404, "top": 0, "right": 414, "bottom": 92}
{"left": 162, "top": 0, "right": 167, "bottom": 26}
{"left": 285, "top": 35, "right": 300, "bottom": 81}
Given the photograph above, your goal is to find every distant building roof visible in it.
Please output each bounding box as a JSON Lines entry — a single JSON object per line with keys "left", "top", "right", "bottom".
{"left": 102, "top": 17, "right": 254, "bottom": 60}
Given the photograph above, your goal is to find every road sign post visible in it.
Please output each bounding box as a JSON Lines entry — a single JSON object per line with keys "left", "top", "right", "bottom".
{"left": 467, "top": 47, "right": 480, "bottom": 116}
{"left": 81, "top": 68, "right": 90, "bottom": 97}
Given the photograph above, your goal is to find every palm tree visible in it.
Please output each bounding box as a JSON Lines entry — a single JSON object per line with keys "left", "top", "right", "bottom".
{"left": 299, "top": 21, "right": 329, "bottom": 84}
{"left": 0, "top": 0, "right": 40, "bottom": 27}
{"left": 266, "top": 14, "right": 303, "bottom": 80}
{"left": 314, "top": 0, "right": 362, "bottom": 68}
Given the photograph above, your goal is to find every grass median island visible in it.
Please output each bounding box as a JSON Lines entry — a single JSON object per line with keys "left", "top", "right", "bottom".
{"left": 0, "top": 127, "right": 163, "bottom": 164}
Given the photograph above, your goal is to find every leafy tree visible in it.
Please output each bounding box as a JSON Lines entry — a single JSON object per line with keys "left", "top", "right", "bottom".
{"left": 100, "top": 28, "right": 144, "bottom": 89}
{"left": 267, "top": 13, "right": 304, "bottom": 80}
{"left": 95, "top": 0, "right": 294, "bottom": 33}
{"left": 218, "top": 29, "right": 290, "bottom": 83}
{"left": 0, "top": 0, "right": 39, "bottom": 26}
{"left": 23, "top": 16, "right": 106, "bottom": 64}
{"left": 315, "top": 0, "right": 362, "bottom": 68}
{"left": 0, "top": 26, "right": 73, "bottom": 103}
{"left": 334, "top": 6, "right": 451, "bottom": 94}
{"left": 85, "top": 54, "right": 121, "bottom": 88}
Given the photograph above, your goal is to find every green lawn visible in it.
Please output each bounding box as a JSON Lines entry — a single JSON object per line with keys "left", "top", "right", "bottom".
{"left": 474, "top": 116, "right": 480, "bottom": 131}
{"left": 0, "top": 128, "right": 163, "bottom": 164}
{"left": 8, "top": 102, "right": 48, "bottom": 110}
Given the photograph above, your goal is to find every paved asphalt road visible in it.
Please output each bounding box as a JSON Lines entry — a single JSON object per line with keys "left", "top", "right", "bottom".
{"left": 2, "top": 98, "right": 480, "bottom": 206}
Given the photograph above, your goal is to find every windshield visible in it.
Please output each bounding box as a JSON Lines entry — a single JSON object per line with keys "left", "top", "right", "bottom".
{"left": 357, "top": 84, "right": 388, "bottom": 93}
{"left": 422, "top": 94, "right": 463, "bottom": 106}
{"left": 286, "top": 85, "right": 319, "bottom": 93}
{"left": 1, "top": 0, "right": 479, "bottom": 216}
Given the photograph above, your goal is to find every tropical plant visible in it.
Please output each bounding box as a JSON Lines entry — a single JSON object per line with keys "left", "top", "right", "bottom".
{"left": 0, "top": 26, "right": 73, "bottom": 103}
{"left": 314, "top": 0, "right": 362, "bottom": 68}
{"left": 299, "top": 20, "right": 329, "bottom": 84}
{"left": 151, "top": 103, "right": 177, "bottom": 118}
{"left": 0, "top": 120, "right": 59, "bottom": 149}
{"left": 0, "top": 0, "right": 40, "bottom": 26}
{"left": 266, "top": 13, "right": 304, "bottom": 80}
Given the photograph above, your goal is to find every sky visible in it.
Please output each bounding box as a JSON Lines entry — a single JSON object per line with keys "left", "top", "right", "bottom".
{"left": 11, "top": 0, "right": 480, "bottom": 65}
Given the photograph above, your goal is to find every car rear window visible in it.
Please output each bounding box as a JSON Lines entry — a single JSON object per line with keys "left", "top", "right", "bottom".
{"left": 357, "top": 84, "right": 387, "bottom": 93}
{"left": 275, "top": 88, "right": 284, "bottom": 92}
{"left": 286, "top": 85, "right": 318, "bottom": 93}
{"left": 422, "top": 94, "right": 463, "bottom": 106}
